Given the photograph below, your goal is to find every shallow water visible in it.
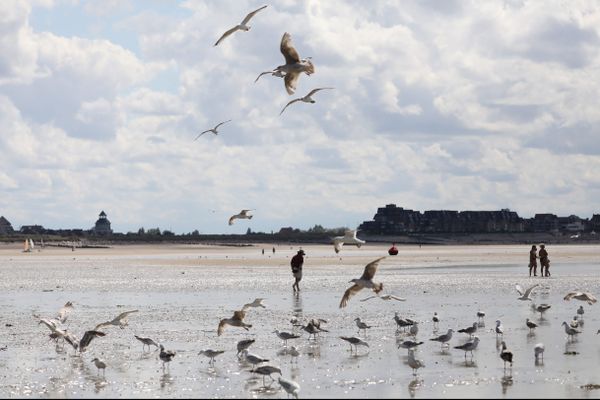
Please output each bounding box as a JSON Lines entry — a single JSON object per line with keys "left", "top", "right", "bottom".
{"left": 1, "top": 246, "right": 600, "bottom": 398}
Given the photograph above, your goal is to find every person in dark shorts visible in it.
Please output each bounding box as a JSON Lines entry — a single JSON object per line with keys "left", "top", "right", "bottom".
{"left": 539, "top": 244, "right": 550, "bottom": 277}
{"left": 529, "top": 245, "right": 538, "bottom": 277}
{"left": 290, "top": 249, "right": 305, "bottom": 292}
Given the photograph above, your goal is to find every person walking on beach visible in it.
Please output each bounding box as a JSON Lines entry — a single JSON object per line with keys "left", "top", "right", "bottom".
{"left": 539, "top": 244, "right": 550, "bottom": 277}
{"left": 290, "top": 249, "right": 305, "bottom": 292}
{"left": 529, "top": 245, "right": 538, "bottom": 277}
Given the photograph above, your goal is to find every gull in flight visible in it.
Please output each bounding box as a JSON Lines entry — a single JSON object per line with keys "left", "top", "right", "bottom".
{"left": 134, "top": 335, "right": 159, "bottom": 351}
{"left": 279, "top": 87, "right": 334, "bottom": 115}
{"left": 407, "top": 349, "right": 425, "bottom": 376}
{"left": 214, "top": 5, "right": 268, "bottom": 46}
{"left": 332, "top": 229, "right": 366, "bottom": 254}
{"left": 194, "top": 120, "right": 232, "bottom": 140}
{"left": 272, "top": 32, "right": 315, "bottom": 95}
{"left": 57, "top": 301, "right": 74, "bottom": 324}
{"left": 228, "top": 209, "right": 253, "bottom": 225}
{"left": 360, "top": 294, "right": 406, "bottom": 302}
{"left": 516, "top": 283, "right": 539, "bottom": 301}
{"left": 255, "top": 69, "right": 285, "bottom": 83}
{"left": 243, "top": 298, "right": 266, "bottom": 310}
{"left": 278, "top": 376, "right": 300, "bottom": 399}
{"left": 94, "top": 310, "right": 139, "bottom": 330}
{"left": 339, "top": 257, "right": 385, "bottom": 308}
{"left": 217, "top": 309, "right": 252, "bottom": 336}
{"left": 564, "top": 291, "right": 597, "bottom": 305}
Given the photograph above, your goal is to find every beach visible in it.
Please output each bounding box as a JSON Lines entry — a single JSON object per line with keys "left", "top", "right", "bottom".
{"left": 1, "top": 243, "right": 600, "bottom": 398}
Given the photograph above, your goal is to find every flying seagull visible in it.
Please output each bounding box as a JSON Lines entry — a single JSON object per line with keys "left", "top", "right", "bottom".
{"left": 333, "top": 229, "right": 366, "bottom": 254}
{"left": 339, "top": 257, "right": 385, "bottom": 308}
{"left": 94, "top": 310, "right": 139, "bottom": 330}
{"left": 57, "top": 301, "right": 74, "bottom": 324}
{"left": 217, "top": 309, "right": 252, "bottom": 336}
{"left": 228, "top": 209, "right": 253, "bottom": 225}
{"left": 214, "top": 5, "right": 268, "bottom": 46}
{"left": 279, "top": 88, "right": 334, "bottom": 115}
{"left": 194, "top": 120, "right": 232, "bottom": 140}
{"left": 360, "top": 294, "right": 406, "bottom": 302}
{"left": 242, "top": 298, "right": 266, "bottom": 310}
{"left": 564, "top": 291, "right": 597, "bottom": 305}
{"left": 255, "top": 69, "right": 285, "bottom": 83}
{"left": 515, "top": 283, "right": 539, "bottom": 301}
{"left": 273, "top": 32, "right": 315, "bottom": 95}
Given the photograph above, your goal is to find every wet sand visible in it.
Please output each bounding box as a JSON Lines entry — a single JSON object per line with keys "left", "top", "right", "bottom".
{"left": 1, "top": 243, "right": 600, "bottom": 398}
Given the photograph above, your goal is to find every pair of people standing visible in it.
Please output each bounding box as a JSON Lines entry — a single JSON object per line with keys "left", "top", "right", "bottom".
{"left": 529, "top": 244, "right": 550, "bottom": 277}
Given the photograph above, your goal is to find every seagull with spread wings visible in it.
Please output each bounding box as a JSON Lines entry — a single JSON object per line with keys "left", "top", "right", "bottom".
{"left": 217, "top": 309, "right": 252, "bottom": 336}
{"left": 515, "top": 283, "right": 539, "bottom": 301}
{"left": 194, "top": 120, "right": 232, "bottom": 140}
{"left": 360, "top": 294, "right": 406, "bottom": 302}
{"left": 333, "top": 229, "right": 366, "bottom": 254}
{"left": 214, "top": 5, "right": 268, "bottom": 46}
{"left": 94, "top": 310, "right": 139, "bottom": 330}
{"left": 564, "top": 291, "right": 597, "bottom": 305}
{"left": 272, "top": 32, "right": 315, "bottom": 95}
{"left": 228, "top": 209, "right": 253, "bottom": 225}
{"left": 279, "top": 87, "right": 334, "bottom": 115}
{"left": 255, "top": 69, "right": 285, "bottom": 83}
{"left": 339, "top": 257, "right": 386, "bottom": 308}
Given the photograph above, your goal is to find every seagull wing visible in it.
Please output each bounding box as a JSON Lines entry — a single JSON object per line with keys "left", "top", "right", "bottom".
{"left": 515, "top": 284, "right": 524, "bottom": 296}
{"left": 284, "top": 72, "right": 300, "bottom": 95}
{"left": 333, "top": 238, "right": 344, "bottom": 253}
{"left": 79, "top": 330, "right": 106, "bottom": 352}
{"left": 57, "top": 302, "right": 73, "bottom": 323}
{"left": 240, "top": 209, "right": 253, "bottom": 217}
{"left": 524, "top": 284, "right": 540, "bottom": 298}
{"left": 280, "top": 98, "right": 301, "bottom": 115}
{"left": 306, "top": 87, "right": 334, "bottom": 97}
{"left": 280, "top": 32, "right": 300, "bottom": 64}
{"left": 241, "top": 5, "right": 268, "bottom": 25}
{"left": 360, "top": 257, "right": 386, "bottom": 280}
{"left": 585, "top": 292, "right": 597, "bottom": 304}
{"left": 214, "top": 119, "right": 232, "bottom": 130}
{"left": 359, "top": 295, "right": 377, "bottom": 302}
{"left": 94, "top": 321, "right": 112, "bottom": 331}
{"left": 564, "top": 291, "right": 578, "bottom": 301}
{"left": 194, "top": 130, "right": 211, "bottom": 141}
{"left": 255, "top": 71, "right": 274, "bottom": 83}
{"left": 389, "top": 295, "right": 407, "bottom": 301}
{"left": 228, "top": 214, "right": 239, "bottom": 225}
{"left": 217, "top": 319, "right": 227, "bottom": 336}
{"left": 39, "top": 318, "right": 59, "bottom": 332}
{"left": 339, "top": 283, "right": 362, "bottom": 308}
{"left": 232, "top": 310, "right": 246, "bottom": 321}
{"left": 115, "top": 310, "right": 139, "bottom": 322}
{"left": 214, "top": 25, "right": 241, "bottom": 46}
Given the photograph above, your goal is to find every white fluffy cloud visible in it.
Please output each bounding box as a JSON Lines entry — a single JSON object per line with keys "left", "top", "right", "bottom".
{"left": 0, "top": 0, "right": 599, "bottom": 233}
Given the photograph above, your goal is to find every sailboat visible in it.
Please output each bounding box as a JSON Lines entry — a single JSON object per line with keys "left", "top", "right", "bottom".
{"left": 23, "top": 239, "right": 31, "bottom": 253}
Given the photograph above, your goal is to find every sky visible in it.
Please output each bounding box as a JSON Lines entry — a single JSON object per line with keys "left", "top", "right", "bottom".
{"left": 1, "top": 0, "right": 599, "bottom": 234}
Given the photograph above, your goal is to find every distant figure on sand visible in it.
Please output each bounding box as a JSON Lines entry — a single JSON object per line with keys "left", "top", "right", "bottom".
{"left": 273, "top": 247, "right": 276, "bottom": 254}
{"left": 539, "top": 244, "right": 550, "bottom": 277}
{"left": 529, "top": 245, "right": 538, "bottom": 277}
{"left": 291, "top": 249, "right": 305, "bottom": 292}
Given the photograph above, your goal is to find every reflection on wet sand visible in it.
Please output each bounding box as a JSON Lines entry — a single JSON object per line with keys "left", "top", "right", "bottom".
{"left": 408, "top": 378, "right": 423, "bottom": 398}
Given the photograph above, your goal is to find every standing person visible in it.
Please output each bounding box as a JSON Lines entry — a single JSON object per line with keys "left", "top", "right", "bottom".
{"left": 539, "top": 244, "right": 550, "bottom": 277}
{"left": 529, "top": 245, "right": 538, "bottom": 277}
{"left": 290, "top": 249, "right": 305, "bottom": 292}
{"left": 272, "top": 246, "right": 276, "bottom": 254}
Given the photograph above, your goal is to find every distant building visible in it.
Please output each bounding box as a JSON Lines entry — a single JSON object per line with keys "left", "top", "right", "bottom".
{"left": 20, "top": 225, "right": 45, "bottom": 234}
{"left": 93, "top": 211, "right": 112, "bottom": 235}
{"left": 0, "top": 216, "right": 14, "bottom": 235}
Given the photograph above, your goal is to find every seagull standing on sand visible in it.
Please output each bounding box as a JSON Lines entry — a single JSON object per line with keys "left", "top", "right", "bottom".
{"left": 198, "top": 349, "right": 225, "bottom": 365}
{"left": 194, "top": 120, "right": 232, "bottom": 140}
{"left": 274, "top": 329, "right": 300, "bottom": 346}
{"left": 288, "top": 346, "right": 300, "bottom": 363}
{"left": 354, "top": 318, "right": 372, "bottom": 336}
{"left": 534, "top": 343, "right": 545, "bottom": 361}
{"left": 430, "top": 328, "right": 453, "bottom": 348}
{"left": 526, "top": 318, "right": 538, "bottom": 333}
{"left": 532, "top": 303, "right": 551, "bottom": 317}
{"left": 332, "top": 229, "right": 366, "bottom": 254}
{"left": 561, "top": 321, "right": 581, "bottom": 340}
{"left": 278, "top": 376, "right": 300, "bottom": 399}
{"left": 458, "top": 322, "right": 478, "bottom": 338}
{"left": 273, "top": 32, "right": 315, "bottom": 95}
{"left": 236, "top": 339, "right": 255, "bottom": 358}
{"left": 339, "top": 336, "right": 369, "bottom": 354}
{"left": 398, "top": 340, "right": 424, "bottom": 352}
{"left": 94, "top": 310, "right": 139, "bottom": 330}
{"left": 432, "top": 312, "right": 440, "bottom": 330}
{"left": 159, "top": 344, "right": 176, "bottom": 371}
{"left": 577, "top": 305, "right": 585, "bottom": 319}
{"left": 134, "top": 335, "right": 159, "bottom": 351}
{"left": 218, "top": 310, "right": 252, "bottom": 336}
{"left": 339, "top": 257, "right": 386, "bottom": 308}
{"left": 254, "top": 365, "right": 282, "bottom": 386}
{"left": 564, "top": 291, "right": 597, "bottom": 305}
{"left": 91, "top": 357, "right": 106, "bottom": 376}
{"left": 228, "top": 210, "right": 253, "bottom": 225}
{"left": 280, "top": 88, "right": 334, "bottom": 115}
{"left": 407, "top": 349, "right": 425, "bottom": 376}
{"left": 214, "top": 5, "right": 268, "bottom": 46}
{"left": 500, "top": 341, "right": 513, "bottom": 370}
{"left": 476, "top": 310, "right": 485, "bottom": 323}
{"left": 495, "top": 320, "right": 504, "bottom": 337}
{"left": 516, "top": 283, "right": 539, "bottom": 301}
{"left": 454, "top": 336, "right": 480, "bottom": 358}
{"left": 242, "top": 350, "right": 269, "bottom": 371}
{"left": 409, "top": 322, "right": 419, "bottom": 337}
